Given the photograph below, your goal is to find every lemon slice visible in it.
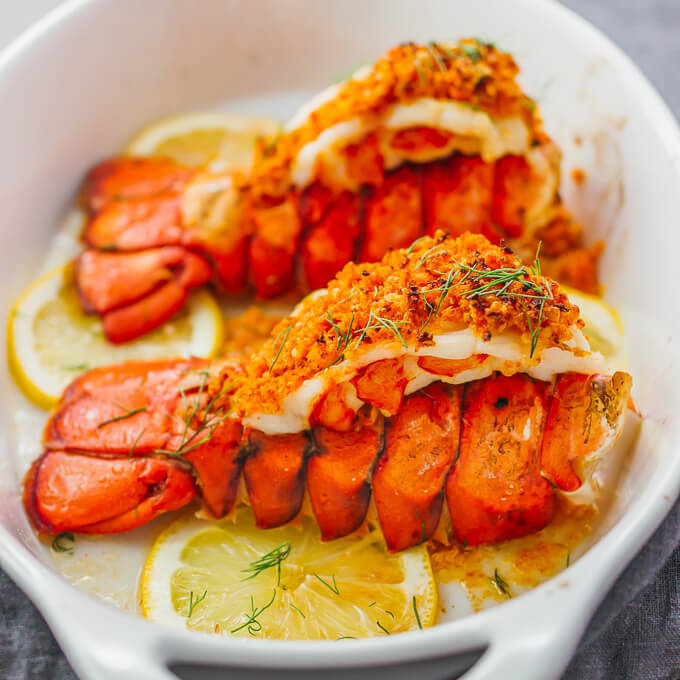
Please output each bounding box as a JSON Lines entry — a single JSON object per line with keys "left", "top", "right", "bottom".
{"left": 8, "top": 263, "right": 223, "bottom": 409}
{"left": 125, "top": 112, "right": 281, "bottom": 170}
{"left": 142, "top": 508, "right": 437, "bottom": 639}
{"left": 563, "top": 286, "right": 626, "bottom": 369}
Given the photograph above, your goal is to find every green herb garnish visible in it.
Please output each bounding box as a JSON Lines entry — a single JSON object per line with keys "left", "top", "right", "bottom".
{"left": 96, "top": 405, "right": 147, "bottom": 429}
{"left": 154, "top": 368, "right": 228, "bottom": 458}
{"left": 459, "top": 43, "right": 481, "bottom": 62}
{"left": 290, "top": 603, "right": 306, "bottom": 619}
{"left": 376, "top": 620, "right": 391, "bottom": 635}
{"left": 241, "top": 542, "right": 291, "bottom": 586}
{"left": 51, "top": 531, "right": 75, "bottom": 554}
{"left": 187, "top": 590, "right": 207, "bottom": 618}
{"left": 407, "top": 235, "right": 427, "bottom": 254}
{"left": 412, "top": 596, "right": 423, "bottom": 629}
{"left": 490, "top": 568, "right": 512, "bottom": 598}
{"left": 353, "top": 311, "right": 408, "bottom": 350}
{"left": 129, "top": 427, "right": 146, "bottom": 458}
{"left": 62, "top": 363, "right": 90, "bottom": 372}
{"left": 269, "top": 325, "right": 291, "bottom": 373}
{"left": 313, "top": 573, "right": 339, "bottom": 595}
{"left": 231, "top": 591, "right": 276, "bottom": 635}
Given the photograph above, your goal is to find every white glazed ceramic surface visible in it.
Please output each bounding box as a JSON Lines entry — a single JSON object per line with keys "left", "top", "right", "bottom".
{"left": 1, "top": 1, "right": 679, "bottom": 679}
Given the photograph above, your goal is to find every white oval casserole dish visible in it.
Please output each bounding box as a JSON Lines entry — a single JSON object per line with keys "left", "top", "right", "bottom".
{"left": 0, "top": 1, "right": 679, "bottom": 678}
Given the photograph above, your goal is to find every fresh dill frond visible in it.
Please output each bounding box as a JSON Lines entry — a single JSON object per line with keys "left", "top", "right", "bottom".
{"left": 290, "top": 603, "right": 306, "bottom": 619}
{"left": 490, "top": 568, "right": 512, "bottom": 598}
{"left": 231, "top": 590, "right": 276, "bottom": 635}
{"left": 187, "top": 590, "right": 207, "bottom": 618}
{"left": 376, "top": 620, "right": 391, "bottom": 635}
{"left": 313, "top": 573, "right": 340, "bottom": 595}
{"left": 96, "top": 405, "right": 147, "bottom": 429}
{"left": 51, "top": 531, "right": 75, "bottom": 554}
{"left": 241, "top": 542, "right": 291, "bottom": 585}
{"left": 353, "top": 311, "right": 408, "bottom": 350}
{"left": 269, "top": 325, "right": 292, "bottom": 373}
{"left": 412, "top": 596, "right": 423, "bottom": 629}
{"left": 153, "top": 370, "right": 229, "bottom": 458}
{"left": 407, "top": 235, "right": 427, "bottom": 254}
{"left": 128, "top": 427, "right": 146, "bottom": 458}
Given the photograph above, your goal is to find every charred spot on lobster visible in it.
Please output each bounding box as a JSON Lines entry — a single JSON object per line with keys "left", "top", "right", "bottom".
{"left": 494, "top": 396, "right": 509, "bottom": 410}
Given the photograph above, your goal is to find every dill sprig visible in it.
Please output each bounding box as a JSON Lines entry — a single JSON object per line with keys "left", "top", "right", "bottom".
{"left": 51, "top": 531, "right": 75, "bottom": 554}
{"left": 96, "top": 404, "right": 147, "bottom": 429}
{"left": 459, "top": 42, "right": 482, "bottom": 62}
{"left": 407, "top": 235, "right": 427, "bottom": 254}
{"left": 241, "top": 542, "right": 291, "bottom": 586}
{"left": 416, "top": 244, "right": 551, "bottom": 357}
{"left": 566, "top": 551, "right": 571, "bottom": 568}
{"left": 62, "top": 363, "right": 90, "bottom": 372}
{"left": 490, "top": 568, "right": 512, "bottom": 598}
{"left": 353, "top": 311, "right": 408, "bottom": 350}
{"left": 416, "top": 263, "right": 472, "bottom": 331}
{"left": 187, "top": 590, "right": 207, "bottom": 618}
{"left": 129, "top": 427, "right": 146, "bottom": 458}
{"left": 231, "top": 591, "right": 276, "bottom": 635}
{"left": 154, "top": 370, "right": 229, "bottom": 458}
{"left": 325, "top": 311, "right": 356, "bottom": 367}
{"left": 290, "top": 603, "right": 306, "bottom": 619}
{"left": 412, "top": 596, "right": 423, "bottom": 629}
{"left": 269, "top": 325, "right": 291, "bottom": 373}
{"left": 416, "top": 243, "right": 446, "bottom": 269}
{"left": 376, "top": 620, "right": 391, "bottom": 635}
{"left": 313, "top": 573, "right": 339, "bottom": 595}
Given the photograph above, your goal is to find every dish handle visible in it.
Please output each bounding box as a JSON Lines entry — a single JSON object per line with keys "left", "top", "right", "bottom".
{"left": 459, "top": 584, "right": 592, "bottom": 680}
{"left": 41, "top": 601, "right": 176, "bottom": 680}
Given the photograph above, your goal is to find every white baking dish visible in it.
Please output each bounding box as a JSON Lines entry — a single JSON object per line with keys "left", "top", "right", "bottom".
{"left": 1, "top": 1, "right": 679, "bottom": 678}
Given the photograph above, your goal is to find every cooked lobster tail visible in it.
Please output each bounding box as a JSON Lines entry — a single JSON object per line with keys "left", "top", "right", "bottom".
{"left": 74, "top": 40, "right": 601, "bottom": 343}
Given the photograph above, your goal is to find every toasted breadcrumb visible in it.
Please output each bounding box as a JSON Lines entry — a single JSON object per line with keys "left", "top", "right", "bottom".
{"left": 226, "top": 232, "right": 581, "bottom": 417}
{"left": 250, "top": 40, "right": 544, "bottom": 199}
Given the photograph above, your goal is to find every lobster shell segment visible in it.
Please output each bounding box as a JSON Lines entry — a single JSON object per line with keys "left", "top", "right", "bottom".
{"left": 24, "top": 451, "right": 195, "bottom": 534}
{"left": 446, "top": 373, "right": 554, "bottom": 546}
{"left": 373, "top": 382, "right": 462, "bottom": 551}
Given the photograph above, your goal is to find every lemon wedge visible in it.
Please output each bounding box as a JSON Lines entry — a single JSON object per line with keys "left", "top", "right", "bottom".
{"left": 125, "top": 112, "right": 281, "bottom": 170}
{"left": 563, "top": 286, "right": 626, "bottom": 369}
{"left": 141, "top": 508, "right": 437, "bottom": 639}
{"left": 7, "top": 263, "right": 223, "bottom": 408}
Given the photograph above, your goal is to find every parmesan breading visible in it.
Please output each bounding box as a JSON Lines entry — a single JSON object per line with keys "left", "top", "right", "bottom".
{"left": 213, "top": 232, "right": 605, "bottom": 433}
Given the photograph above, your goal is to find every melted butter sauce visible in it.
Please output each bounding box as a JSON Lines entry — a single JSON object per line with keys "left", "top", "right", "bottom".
{"left": 430, "top": 499, "right": 596, "bottom": 621}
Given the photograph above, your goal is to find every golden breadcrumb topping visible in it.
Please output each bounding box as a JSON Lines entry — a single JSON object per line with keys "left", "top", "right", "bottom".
{"left": 228, "top": 232, "right": 582, "bottom": 417}
{"left": 250, "top": 40, "right": 543, "bottom": 199}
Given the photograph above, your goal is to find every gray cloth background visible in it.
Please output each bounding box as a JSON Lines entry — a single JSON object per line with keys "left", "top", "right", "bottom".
{"left": 1, "top": 1, "right": 679, "bottom": 678}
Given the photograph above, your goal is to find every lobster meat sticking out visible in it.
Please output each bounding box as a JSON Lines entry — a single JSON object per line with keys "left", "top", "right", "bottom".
{"left": 77, "top": 40, "right": 601, "bottom": 343}
{"left": 25, "top": 233, "right": 632, "bottom": 551}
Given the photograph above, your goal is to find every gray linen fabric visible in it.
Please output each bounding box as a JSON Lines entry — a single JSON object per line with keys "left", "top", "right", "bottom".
{"left": 1, "top": 1, "right": 680, "bottom": 679}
